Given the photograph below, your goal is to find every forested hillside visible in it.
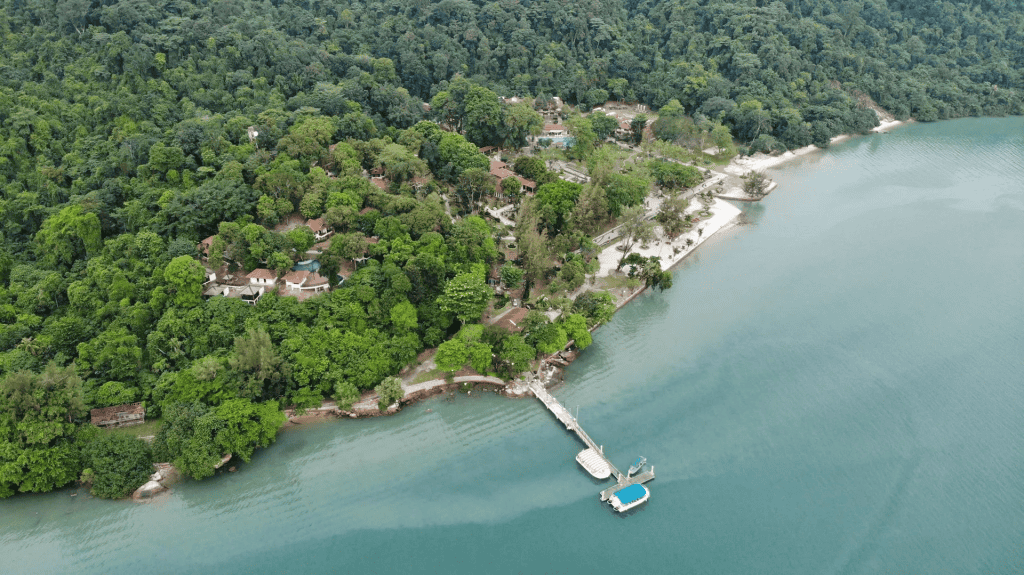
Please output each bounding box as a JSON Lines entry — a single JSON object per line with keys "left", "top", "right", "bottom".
{"left": 2, "top": 0, "right": 1023, "bottom": 498}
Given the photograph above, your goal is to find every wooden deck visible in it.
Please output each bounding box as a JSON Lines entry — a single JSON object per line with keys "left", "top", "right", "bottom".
{"left": 528, "top": 381, "right": 655, "bottom": 500}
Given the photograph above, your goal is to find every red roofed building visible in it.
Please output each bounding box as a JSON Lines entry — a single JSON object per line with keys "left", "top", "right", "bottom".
{"left": 615, "top": 121, "right": 632, "bottom": 139}
{"left": 282, "top": 269, "right": 310, "bottom": 289}
{"left": 489, "top": 160, "right": 536, "bottom": 196}
{"left": 305, "top": 217, "right": 332, "bottom": 241}
{"left": 280, "top": 270, "right": 330, "bottom": 300}
{"left": 304, "top": 272, "right": 329, "bottom": 291}
{"left": 90, "top": 402, "right": 145, "bottom": 428}
{"left": 198, "top": 235, "right": 216, "bottom": 261}
{"left": 490, "top": 160, "right": 515, "bottom": 180}
{"left": 246, "top": 268, "right": 277, "bottom": 287}
{"left": 370, "top": 177, "right": 389, "bottom": 191}
{"left": 542, "top": 124, "right": 567, "bottom": 137}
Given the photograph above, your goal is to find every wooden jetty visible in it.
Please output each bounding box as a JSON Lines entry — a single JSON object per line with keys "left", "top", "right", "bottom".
{"left": 528, "top": 381, "right": 654, "bottom": 503}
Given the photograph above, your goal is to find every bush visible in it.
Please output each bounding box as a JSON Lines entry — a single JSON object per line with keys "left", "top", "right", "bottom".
{"left": 375, "top": 376, "right": 404, "bottom": 410}
{"left": 571, "top": 291, "right": 616, "bottom": 326}
{"left": 81, "top": 434, "right": 153, "bottom": 499}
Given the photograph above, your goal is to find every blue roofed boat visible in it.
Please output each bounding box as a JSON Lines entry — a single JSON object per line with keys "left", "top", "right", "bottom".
{"left": 609, "top": 483, "right": 649, "bottom": 512}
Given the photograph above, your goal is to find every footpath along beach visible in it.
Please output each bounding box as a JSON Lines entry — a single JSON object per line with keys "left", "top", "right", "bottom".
{"left": 285, "top": 118, "right": 910, "bottom": 423}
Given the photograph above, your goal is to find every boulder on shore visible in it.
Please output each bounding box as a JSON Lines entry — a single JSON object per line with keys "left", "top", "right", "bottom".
{"left": 214, "top": 453, "right": 232, "bottom": 469}
{"left": 132, "top": 480, "right": 167, "bottom": 500}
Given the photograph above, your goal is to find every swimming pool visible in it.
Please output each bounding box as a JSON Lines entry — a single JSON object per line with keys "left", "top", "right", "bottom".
{"left": 541, "top": 135, "right": 575, "bottom": 147}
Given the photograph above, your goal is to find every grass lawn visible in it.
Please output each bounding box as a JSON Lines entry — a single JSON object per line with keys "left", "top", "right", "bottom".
{"left": 99, "top": 418, "right": 162, "bottom": 438}
{"left": 596, "top": 274, "right": 639, "bottom": 291}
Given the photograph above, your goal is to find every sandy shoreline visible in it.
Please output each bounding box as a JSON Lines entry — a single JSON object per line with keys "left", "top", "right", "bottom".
{"left": 725, "top": 119, "right": 908, "bottom": 175}
{"left": 596, "top": 198, "right": 742, "bottom": 275}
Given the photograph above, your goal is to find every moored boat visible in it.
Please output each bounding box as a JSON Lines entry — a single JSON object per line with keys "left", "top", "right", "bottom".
{"left": 627, "top": 456, "right": 646, "bottom": 477}
{"left": 608, "top": 483, "right": 649, "bottom": 512}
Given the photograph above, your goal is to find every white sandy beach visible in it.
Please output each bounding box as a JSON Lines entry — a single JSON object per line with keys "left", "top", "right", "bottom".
{"left": 597, "top": 118, "right": 909, "bottom": 276}
{"left": 596, "top": 197, "right": 742, "bottom": 276}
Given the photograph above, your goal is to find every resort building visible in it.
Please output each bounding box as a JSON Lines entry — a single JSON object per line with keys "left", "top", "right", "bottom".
{"left": 203, "top": 284, "right": 231, "bottom": 299}
{"left": 90, "top": 402, "right": 145, "bottom": 428}
{"left": 281, "top": 270, "right": 330, "bottom": 293}
{"left": 306, "top": 217, "right": 332, "bottom": 241}
{"left": 246, "top": 268, "right": 277, "bottom": 287}
{"left": 489, "top": 160, "right": 537, "bottom": 195}
{"left": 542, "top": 124, "right": 567, "bottom": 137}
{"left": 231, "top": 285, "right": 264, "bottom": 305}
{"left": 615, "top": 121, "right": 632, "bottom": 140}
{"left": 197, "top": 235, "right": 216, "bottom": 262}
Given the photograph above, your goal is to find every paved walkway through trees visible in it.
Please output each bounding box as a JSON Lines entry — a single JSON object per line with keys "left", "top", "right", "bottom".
{"left": 350, "top": 375, "right": 507, "bottom": 411}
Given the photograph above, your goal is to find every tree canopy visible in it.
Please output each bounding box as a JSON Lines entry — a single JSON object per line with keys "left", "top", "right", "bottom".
{"left": 1, "top": 0, "right": 1022, "bottom": 498}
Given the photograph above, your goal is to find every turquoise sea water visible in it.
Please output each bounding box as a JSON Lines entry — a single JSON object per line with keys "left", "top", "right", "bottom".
{"left": 2, "top": 118, "right": 1023, "bottom": 574}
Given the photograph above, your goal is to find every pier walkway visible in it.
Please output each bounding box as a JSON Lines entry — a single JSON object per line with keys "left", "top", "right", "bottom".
{"left": 528, "top": 381, "right": 654, "bottom": 501}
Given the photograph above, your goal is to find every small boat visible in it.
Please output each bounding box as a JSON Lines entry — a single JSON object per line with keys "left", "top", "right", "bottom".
{"left": 608, "top": 483, "right": 649, "bottom": 512}
{"left": 627, "top": 456, "right": 646, "bottom": 477}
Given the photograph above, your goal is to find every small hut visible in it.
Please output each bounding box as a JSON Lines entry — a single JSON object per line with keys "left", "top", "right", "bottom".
{"left": 90, "top": 402, "right": 145, "bottom": 428}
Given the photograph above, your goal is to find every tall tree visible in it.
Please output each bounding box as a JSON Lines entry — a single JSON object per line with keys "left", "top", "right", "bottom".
{"left": 437, "top": 272, "right": 492, "bottom": 325}
{"left": 164, "top": 255, "right": 206, "bottom": 309}
{"left": 616, "top": 205, "right": 655, "bottom": 270}
{"left": 0, "top": 364, "right": 86, "bottom": 497}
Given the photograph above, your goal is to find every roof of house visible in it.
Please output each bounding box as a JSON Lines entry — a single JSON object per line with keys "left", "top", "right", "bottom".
{"left": 479, "top": 146, "right": 496, "bottom": 153}
{"left": 305, "top": 272, "right": 329, "bottom": 286}
{"left": 233, "top": 285, "right": 263, "bottom": 298}
{"left": 246, "top": 268, "right": 277, "bottom": 280}
{"left": 544, "top": 123, "right": 566, "bottom": 132}
{"left": 90, "top": 402, "right": 144, "bottom": 424}
{"left": 198, "top": 235, "right": 217, "bottom": 255}
{"left": 493, "top": 307, "right": 530, "bottom": 333}
{"left": 490, "top": 160, "right": 517, "bottom": 181}
{"left": 370, "top": 178, "right": 388, "bottom": 190}
{"left": 282, "top": 270, "right": 310, "bottom": 285}
{"left": 306, "top": 217, "right": 326, "bottom": 232}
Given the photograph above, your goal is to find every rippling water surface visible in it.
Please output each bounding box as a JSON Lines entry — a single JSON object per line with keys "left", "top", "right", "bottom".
{"left": 2, "top": 118, "right": 1023, "bottom": 574}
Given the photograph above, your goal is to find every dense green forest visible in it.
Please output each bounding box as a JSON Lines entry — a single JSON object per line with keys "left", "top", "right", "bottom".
{"left": 2, "top": 0, "right": 1023, "bottom": 499}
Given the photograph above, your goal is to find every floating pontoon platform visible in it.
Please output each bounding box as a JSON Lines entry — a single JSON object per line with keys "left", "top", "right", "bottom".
{"left": 576, "top": 447, "right": 612, "bottom": 479}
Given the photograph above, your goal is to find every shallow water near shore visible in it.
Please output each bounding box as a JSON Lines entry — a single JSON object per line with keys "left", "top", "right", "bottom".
{"left": 3, "top": 117, "right": 1024, "bottom": 574}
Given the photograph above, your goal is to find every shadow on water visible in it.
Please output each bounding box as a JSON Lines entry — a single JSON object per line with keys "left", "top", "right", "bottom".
{"left": 610, "top": 499, "right": 649, "bottom": 519}
{"left": 736, "top": 201, "right": 767, "bottom": 226}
